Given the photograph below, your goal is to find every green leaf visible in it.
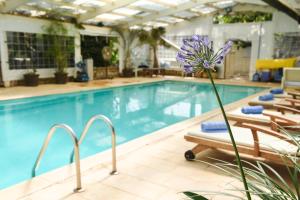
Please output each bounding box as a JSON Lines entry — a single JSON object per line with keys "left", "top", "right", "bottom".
{"left": 183, "top": 192, "right": 209, "bottom": 200}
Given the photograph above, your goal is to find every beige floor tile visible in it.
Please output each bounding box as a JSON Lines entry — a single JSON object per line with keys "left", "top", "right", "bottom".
{"left": 0, "top": 177, "right": 51, "bottom": 200}
{"left": 102, "top": 173, "right": 168, "bottom": 200}
{"left": 71, "top": 183, "right": 143, "bottom": 200}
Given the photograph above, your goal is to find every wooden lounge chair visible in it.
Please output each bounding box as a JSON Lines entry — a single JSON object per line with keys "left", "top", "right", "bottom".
{"left": 288, "top": 91, "right": 300, "bottom": 99}
{"left": 227, "top": 108, "right": 300, "bottom": 129}
{"left": 184, "top": 123, "right": 299, "bottom": 165}
{"left": 249, "top": 97, "right": 300, "bottom": 109}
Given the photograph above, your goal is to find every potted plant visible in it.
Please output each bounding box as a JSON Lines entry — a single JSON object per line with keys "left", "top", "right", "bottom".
{"left": 201, "top": 66, "right": 219, "bottom": 79}
{"left": 43, "top": 20, "right": 72, "bottom": 84}
{"left": 138, "top": 27, "right": 170, "bottom": 69}
{"left": 113, "top": 27, "right": 139, "bottom": 77}
{"left": 24, "top": 68, "right": 39, "bottom": 86}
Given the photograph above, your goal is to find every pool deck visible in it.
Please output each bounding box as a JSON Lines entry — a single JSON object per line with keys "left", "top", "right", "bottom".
{"left": 0, "top": 77, "right": 287, "bottom": 200}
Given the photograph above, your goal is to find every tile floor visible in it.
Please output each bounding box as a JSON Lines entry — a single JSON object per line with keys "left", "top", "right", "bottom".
{"left": 0, "top": 77, "right": 287, "bottom": 200}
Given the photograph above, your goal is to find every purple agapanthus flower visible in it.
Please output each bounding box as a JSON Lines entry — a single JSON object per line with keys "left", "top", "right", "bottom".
{"left": 183, "top": 65, "right": 193, "bottom": 73}
{"left": 177, "top": 35, "right": 232, "bottom": 74}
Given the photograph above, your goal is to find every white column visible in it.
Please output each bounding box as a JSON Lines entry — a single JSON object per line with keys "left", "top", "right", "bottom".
{"left": 118, "top": 36, "right": 125, "bottom": 74}
{"left": 0, "top": 31, "right": 10, "bottom": 87}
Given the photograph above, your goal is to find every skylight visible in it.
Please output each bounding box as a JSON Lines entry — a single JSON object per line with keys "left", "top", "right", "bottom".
{"left": 157, "top": 0, "right": 190, "bottom": 6}
{"left": 192, "top": 6, "right": 216, "bottom": 14}
{"left": 113, "top": 7, "right": 141, "bottom": 16}
{"left": 131, "top": 0, "right": 167, "bottom": 11}
{"left": 73, "top": 0, "right": 106, "bottom": 7}
{"left": 213, "top": 0, "right": 236, "bottom": 8}
{"left": 96, "top": 13, "right": 125, "bottom": 21}
{"left": 173, "top": 11, "right": 199, "bottom": 19}
{"left": 158, "top": 16, "right": 184, "bottom": 23}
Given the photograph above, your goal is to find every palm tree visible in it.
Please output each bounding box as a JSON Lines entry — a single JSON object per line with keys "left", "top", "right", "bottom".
{"left": 138, "top": 27, "right": 170, "bottom": 68}
{"left": 112, "top": 27, "right": 140, "bottom": 74}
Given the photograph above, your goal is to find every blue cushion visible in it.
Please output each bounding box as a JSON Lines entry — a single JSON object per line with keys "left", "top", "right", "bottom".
{"left": 241, "top": 106, "right": 264, "bottom": 114}
{"left": 201, "top": 121, "right": 228, "bottom": 132}
{"left": 259, "top": 94, "right": 274, "bottom": 101}
{"left": 270, "top": 88, "right": 284, "bottom": 94}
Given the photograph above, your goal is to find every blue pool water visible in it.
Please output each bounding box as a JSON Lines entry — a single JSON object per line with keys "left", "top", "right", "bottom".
{"left": 0, "top": 80, "right": 265, "bottom": 189}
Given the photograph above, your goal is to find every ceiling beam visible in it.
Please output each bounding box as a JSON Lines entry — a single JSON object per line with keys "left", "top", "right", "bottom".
{"left": 261, "top": 0, "right": 300, "bottom": 23}
{"left": 0, "top": 0, "right": 31, "bottom": 12}
{"left": 78, "top": 0, "right": 139, "bottom": 22}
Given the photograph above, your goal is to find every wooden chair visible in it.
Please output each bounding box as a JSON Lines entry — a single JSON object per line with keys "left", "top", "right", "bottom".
{"left": 249, "top": 97, "right": 300, "bottom": 109}
{"left": 227, "top": 109, "right": 300, "bottom": 130}
{"left": 184, "top": 123, "right": 299, "bottom": 165}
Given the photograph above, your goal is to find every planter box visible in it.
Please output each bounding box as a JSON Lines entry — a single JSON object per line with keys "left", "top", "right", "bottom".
{"left": 94, "top": 66, "right": 119, "bottom": 79}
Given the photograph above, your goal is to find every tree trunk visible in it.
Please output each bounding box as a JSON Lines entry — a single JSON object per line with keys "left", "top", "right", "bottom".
{"left": 153, "top": 47, "right": 159, "bottom": 68}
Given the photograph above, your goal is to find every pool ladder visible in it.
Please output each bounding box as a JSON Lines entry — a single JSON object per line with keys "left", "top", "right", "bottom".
{"left": 31, "top": 114, "right": 118, "bottom": 192}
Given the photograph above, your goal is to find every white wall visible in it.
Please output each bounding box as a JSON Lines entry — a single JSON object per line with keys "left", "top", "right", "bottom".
{"left": 0, "top": 14, "right": 114, "bottom": 86}
{"left": 166, "top": 10, "right": 299, "bottom": 80}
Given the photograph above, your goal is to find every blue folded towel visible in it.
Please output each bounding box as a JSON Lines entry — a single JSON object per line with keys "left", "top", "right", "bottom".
{"left": 201, "top": 121, "right": 228, "bottom": 132}
{"left": 259, "top": 93, "right": 274, "bottom": 101}
{"left": 270, "top": 88, "right": 284, "bottom": 94}
{"left": 241, "top": 106, "right": 264, "bottom": 114}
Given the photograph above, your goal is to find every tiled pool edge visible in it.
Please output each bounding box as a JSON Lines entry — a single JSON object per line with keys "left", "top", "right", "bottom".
{"left": 0, "top": 88, "right": 269, "bottom": 200}
{"left": 0, "top": 77, "right": 277, "bottom": 102}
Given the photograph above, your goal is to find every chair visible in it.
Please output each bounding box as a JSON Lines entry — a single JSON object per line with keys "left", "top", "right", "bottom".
{"left": 227, "top": 107, "right": 300, "bottom": 130}
{"left": 281, "top": 68, "right": 300, "bottom": 89}
{"left": 249, "top": 97, "right": 300, "bottom": 109}
{"left": 288, "top": 91, "right": 300, "bottom": 99}
{"left": 184, "top": 123, "right": 298, "bottom": 165}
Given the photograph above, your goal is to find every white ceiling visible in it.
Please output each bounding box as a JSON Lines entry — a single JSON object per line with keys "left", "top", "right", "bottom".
{"left": 0, "top": 0, "right": 297, "bottom": 28}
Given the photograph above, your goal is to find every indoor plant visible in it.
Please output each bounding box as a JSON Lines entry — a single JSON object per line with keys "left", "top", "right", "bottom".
{"left": 138, "top": 27, "right": 170, "bottom": 69}
{"left": 113, "top": 27, "right": 139, "bottom": 77}
{"left": 24, "top": 68, "right": 39, "bottom": 86}
{"left": 177, "top": 35, "right": 251, "bottom": 200}
{"left": 43, "top": 20, "right": 72, "bottom": 84}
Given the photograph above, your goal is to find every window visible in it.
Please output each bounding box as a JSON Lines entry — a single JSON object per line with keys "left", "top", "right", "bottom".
{"left": 6, "top": 31, "right": 75, "bottom": 70}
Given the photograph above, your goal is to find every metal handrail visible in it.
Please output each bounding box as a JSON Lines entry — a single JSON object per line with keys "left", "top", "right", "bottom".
{"left": 32, "top": 124, "right": 83, "bottom": 192}
{"left": 70, "top": 115, "right": 118, "bottom": 175}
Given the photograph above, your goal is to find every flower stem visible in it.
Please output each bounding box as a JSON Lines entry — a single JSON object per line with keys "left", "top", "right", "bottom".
{"left": 206, "top": 69, "right": 251, "bottom": 200}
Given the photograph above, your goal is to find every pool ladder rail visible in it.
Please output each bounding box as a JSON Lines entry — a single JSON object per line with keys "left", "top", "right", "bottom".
{"left": 31, "top": 114, "right": 118, "bottom": 193}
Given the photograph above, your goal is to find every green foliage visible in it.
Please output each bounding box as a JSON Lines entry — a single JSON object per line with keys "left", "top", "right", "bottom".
{"left": 138, "top": 27, "right": 170, "bottom": 68}
{"left": 81, "top": 36, "right": 118, "bottom": 67}
{"left": 109, "top": 37, "right": 119, "bottom": 66}
{"left": 184, "top": 126, "right": 300, "bottom": 199}
{"left": 213, "top": 12, "right": 272, "bottom": 24}
{"left": 43, "top": 21, "right": 73, "bottom": 73}
{"left": 113, "top": 27, "right": 140, "bottom": 69}
{"left": 183, "top": 192, "right": 209, "bottom": 200}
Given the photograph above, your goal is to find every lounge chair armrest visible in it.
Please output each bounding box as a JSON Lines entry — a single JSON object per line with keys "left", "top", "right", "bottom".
{"left": 237, "top": 123, "right": 295, "bottom": 145}
{"left": 262, "top": 110, "right": 299, "bottom": 124}
{"left": 288, "top": 91, "right": 300, "bottom": 99}
{"left": 274, "top": 104, "right": 300, "bottom": 114}
{"left": 285, "top": 98, "right": 300, "bottom": 105}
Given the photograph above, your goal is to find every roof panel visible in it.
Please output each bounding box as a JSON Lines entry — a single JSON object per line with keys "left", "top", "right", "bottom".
{"left": 213, "top": 0, "right": 236, "bottom": 8}
{"left": 156, "top": 0, "right": 190, "bottom": 6}
{"left": 173, "top": 10, "right": 199, "bottom": 18}
{"left": 131, "top": 0, "right": 167, "bottom": 11}
{"left": 158, "top": 16, "right": 184, "bottom": 23}
{"left": 73, "top": 0, "right": 106, "bottom": 7}
{"left": 113, "top": 7, "right": 141, "bottom": 15}
{"left": 96, "top": 13, "right": 125, "bottom": 20}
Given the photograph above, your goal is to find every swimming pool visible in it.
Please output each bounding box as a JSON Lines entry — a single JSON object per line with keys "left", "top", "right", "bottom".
{"left": 0, "top": 80, "right": 265, "bottom": 189}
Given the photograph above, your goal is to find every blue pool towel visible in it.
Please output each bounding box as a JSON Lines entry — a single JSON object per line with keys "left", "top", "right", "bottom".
{"left": 241, "top": 106, "right": 264, "bottom": 114}
{"left": 270, "top": 88, "right": 284, "bottom": 94}
{"left": 259, "top": 93, "right": 274, "bottom": 101}
{"left": 201, "top": 121, "right": 228, "bottom": 132}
